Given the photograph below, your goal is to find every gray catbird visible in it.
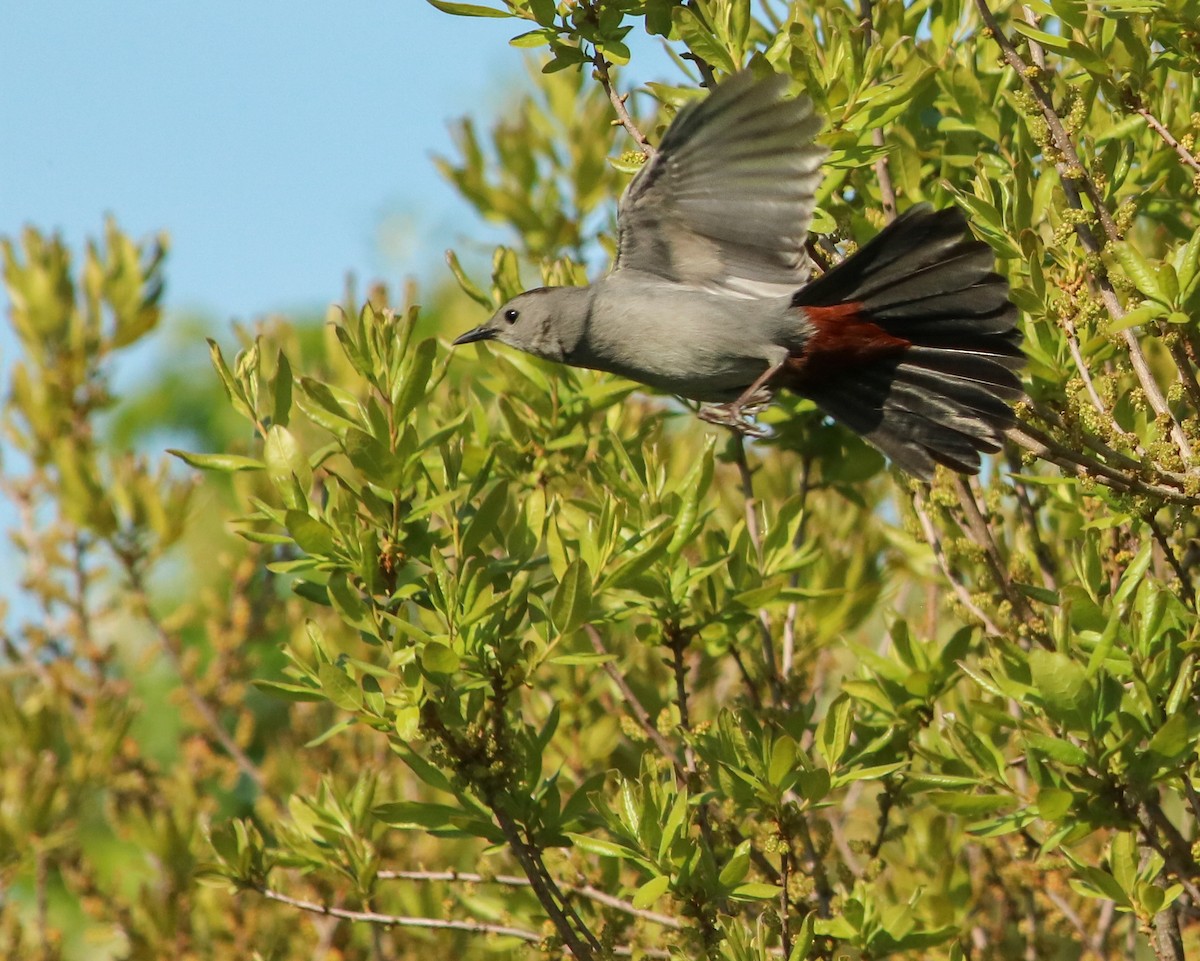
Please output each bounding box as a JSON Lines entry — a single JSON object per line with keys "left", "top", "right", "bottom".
{"left": 453, "top": 71, "right": 1023, "bottom": 478}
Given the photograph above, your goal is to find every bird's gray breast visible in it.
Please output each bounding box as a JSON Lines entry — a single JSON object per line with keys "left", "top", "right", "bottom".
{"left": 573, "top": 274, "right": 791, "bottom": 402}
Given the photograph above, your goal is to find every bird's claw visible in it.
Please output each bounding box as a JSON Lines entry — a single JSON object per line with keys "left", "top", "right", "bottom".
{"left": 698, "top": 389, "right": 773, "bottom": 438}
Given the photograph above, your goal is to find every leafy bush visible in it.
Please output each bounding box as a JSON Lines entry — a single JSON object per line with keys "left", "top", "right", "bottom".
{"left": 4, "top": 0, "right": 1200, "bottom": 959}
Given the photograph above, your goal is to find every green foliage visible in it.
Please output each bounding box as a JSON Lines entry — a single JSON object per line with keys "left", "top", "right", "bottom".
{"left": 6, "top": 1, "right": 1200, "bottom": 959}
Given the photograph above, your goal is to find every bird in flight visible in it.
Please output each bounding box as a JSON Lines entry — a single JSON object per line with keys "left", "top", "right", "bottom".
{"left": 453, "top": 71, "right": 1024, "bottom": 479}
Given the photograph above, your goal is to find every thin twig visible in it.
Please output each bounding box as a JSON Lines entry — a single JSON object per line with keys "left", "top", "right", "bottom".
{"left": 1043, "top": 888, "right": 1110, "bottom": 959}
{"left": 420, "top": 704, "right": 602, "bottom": 960}
{"left": 1146, "top": 514, "right": 1197, "bottom": 610}
{"left": 1136, "top": 801, "right": 1200, "bottom": 906}
{"left": 1011, "top": 418, "right": 1199, "bottom": 505}
{"left": 954, "top": 477, "right": 1043, "bottom": 639}
{"left": 912, "top": 488, "right": 1005, "bottom": 636}
{"left": 585, "top": 624, "right": 685, "bottom": 775}
{"left": 1060, "top": 310, "right": 1146, "bottom": 456}
{"left": 860, "top": 0, "right": 897, "bottom": 221}
{"left": 795, "top": 816, "right": 834, "bottom": 918}
{"left": 1134, "top": 105, "right": 1200, "bottom": 177}
{"left": 781, "top": 453, "right": 812, "bottom": 679}
{"left": 731, "top": 436, "right": 784, "bottom": 704}
{"left": 262, "top": 883, "right": 675, "bottom": 959}
{"left": 591, "top": 49, "right": 654, "bottom": 155}
{"left": 378, "top": 869, "right": 683, "bottom": 930}
{"left": 257, "top": 885, "right": 543, "bottom": 941}
{"left": 1006, "top": 459, "right": 1058, "bottom": 590}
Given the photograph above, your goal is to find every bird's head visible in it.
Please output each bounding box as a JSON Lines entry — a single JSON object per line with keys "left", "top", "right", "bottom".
{"left": 452, "top": 287, "right": 579, "bottom": 363}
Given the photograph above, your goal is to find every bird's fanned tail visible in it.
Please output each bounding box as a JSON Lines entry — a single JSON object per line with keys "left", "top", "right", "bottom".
{"left": 783, "top": 204, "right": 1024, "bottom": 478}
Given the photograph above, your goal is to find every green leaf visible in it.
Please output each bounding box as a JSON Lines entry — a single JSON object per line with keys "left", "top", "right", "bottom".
{"left": 672, "top": 6, "right": 736, "bottom": 74}
{"left": 1147, "top": 713, "right": 1190, "bottom": 759}
{"left": 328, "top": 572, "right": 372, "bottom": 631}
{"left": 272, "top": 350, "right": 292, "bottom": 428}
{"left": 1036, "top": 787, "right": 1074, "bottom": 822}
{"left": 318, "top": 663, "right": 363, "bottom": 711}
{"left": 816, "top": 694, "right": 853, "bottom": 767}
{"left": 285, "top": 510, "right": 336, "bottom": 556}
{"left": 551, "top": 558, "right": 592, "bottom": 636}
{"left": 424, "top": 0, "right": 512, "bottom": 17}
{"left": 510, "top": 28, "right": 555, "bottom": 48}
{"left": 1025, "top": 732, "right": 1089, "bottom": 766}
{"left": 252, "top": 679, "right": 324, "bottom": 702}
{"left": 1029, "top": 649, "right": 1093, "bottom": 727}
{"left": 718, "top": 839, "right": 752, "bottom": 888}
{"left": 460, "top": 482, "right": 509, "bottom": 557}
{"left": 547, "top": 652, "right": 616, "bottom": 666}
{"left": 1108, "top": 302, "right": 1167, "bottom": 333}
{"left": 631, "top": 875, "right": 670, "bottom": 910}
{"left": 421, "top": 642, "right": 461, "bottom": 675}
{"left": 565, "top": 833, "right": 642, "bottom": 861}
{"left": 926, "top": 791, "right": 1012, "bottom": 815}
{"left": 1010, "top": 19, "right": 1072, "bottom": 51}
{"left": 730, "top": 881, "right": 783, "bottom": 901}
{"left": 1112, "top": 242, "right": 1167, "bottom": 304}
{"left": 168, "top": 450, "right": 264, "bottom": 473}
{"left": 392, "top": 337, "right": 437, "bottom": 424}
{"left": 374, "top": 801, "right": 459, "bottom": 829}
{"left": 264, "top": 424, "right": 311, "bottom": 501}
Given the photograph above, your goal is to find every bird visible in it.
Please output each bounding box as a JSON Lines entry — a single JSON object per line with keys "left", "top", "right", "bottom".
{"left": 452, "top": 71, "right": 1024, "bottom": 479}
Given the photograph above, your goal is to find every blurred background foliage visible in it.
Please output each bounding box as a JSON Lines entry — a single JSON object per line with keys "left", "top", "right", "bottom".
{"left": 4, "top": 0, "right": 1200, "bottom": 959}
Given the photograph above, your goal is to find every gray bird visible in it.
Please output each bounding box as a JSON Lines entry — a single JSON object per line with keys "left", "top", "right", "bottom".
{"left": 453, "top": 71, "right": 1024, "bottom": 478}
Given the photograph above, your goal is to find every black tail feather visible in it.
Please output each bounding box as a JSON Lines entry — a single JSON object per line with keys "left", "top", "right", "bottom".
{"left": 791, "top": 204, "right": 1024, "bottom": 478}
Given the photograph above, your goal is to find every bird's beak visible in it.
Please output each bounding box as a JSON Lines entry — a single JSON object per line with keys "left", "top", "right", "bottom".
{"left": 452, "top": 325, "right": 497, "bottom": 346}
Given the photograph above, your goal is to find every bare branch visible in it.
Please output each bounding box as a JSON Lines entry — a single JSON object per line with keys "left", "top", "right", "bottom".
{"left": 1134, "top": 105, "right": 1200, "bottom": 177}
{"left": 912, "top": 487, "right": 1005, "bottom": 636}
{"left": 379, "top": 869, "right": 683, "bottom": 930}
{"left": 591, "top": 50, "right": 654, "bottom": 156}
{"left": 731, "top": 436, "right": 783, "bottom": 703}
{"left": 860, "top": 0, "right": 897, "bottom": 221}
{"left": 257, "top": 885, "right": 543, "bottom": 942}
{"left": 585, "top": 624, "right": 685, "bottom": 776}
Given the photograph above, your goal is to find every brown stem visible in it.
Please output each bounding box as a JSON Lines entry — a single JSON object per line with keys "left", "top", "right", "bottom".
{"left": 1150, "top": 880, "right": 1185, "bottom": 961}
{"left": 492, "top": 807, "right": 604, "bottom": 960}
{"left": 378, "top": 869, "right": 682, "bottom": 929}
{"left": 1136, "top": 801, "right": 1200, "bottom": 905}
{"left": 954, "top": 477, "right": 1044, "bottom": 639}
{"left": 859, "top": 0, "right": 897, "bottom": 221}
{"left": 257, "top": 885, "right": 543, "bottom": 942}
{"left": 591, "top": 49, "right": 654, "bottom": 155}
{"left": 781, "top": 454, "right": 813, "bottom": 679}
{"left": 1146, "top": 515, "right": 1196, "bottom": 610}
{"left": 912, "top": 488, "right": 1005, "bottom": 636}
{"left": 585, "top": 624, "right": 685, "bottom": 775}
{"left": 732, "top": 436, "right": 784, "bottom": 704}
{"left": 1134, "top": 105, "right": 1200, "bottom": 176}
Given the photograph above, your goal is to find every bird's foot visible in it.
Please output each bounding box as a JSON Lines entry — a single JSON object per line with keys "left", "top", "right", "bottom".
{"left": 698, "top": 389, "right": 774, "bottom": 438}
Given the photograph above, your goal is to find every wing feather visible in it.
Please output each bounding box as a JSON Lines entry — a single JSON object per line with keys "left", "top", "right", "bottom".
{"left": 614, "top": 72, "right": 826, "bottom": 299}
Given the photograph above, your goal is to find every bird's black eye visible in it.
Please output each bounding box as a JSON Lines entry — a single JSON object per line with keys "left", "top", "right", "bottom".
{"left": 504, "top": 308, "right": 519, "bottom": 323}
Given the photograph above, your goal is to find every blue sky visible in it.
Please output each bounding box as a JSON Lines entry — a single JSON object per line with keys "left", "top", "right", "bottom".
{"left": 1, "top": 2, "right": 561, "bottom": 320}
{"left": 0, "top": 2, "right": 676, "bottom": 617}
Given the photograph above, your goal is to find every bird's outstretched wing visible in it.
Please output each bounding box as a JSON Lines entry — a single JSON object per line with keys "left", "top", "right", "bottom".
{"left": 614, "top": 72, "right": 826, "bottom": 299}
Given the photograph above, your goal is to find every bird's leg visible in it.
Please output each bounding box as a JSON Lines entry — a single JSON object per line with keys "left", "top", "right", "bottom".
{"left": 697, "top": 361, "right": 786, "bottom": 437}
